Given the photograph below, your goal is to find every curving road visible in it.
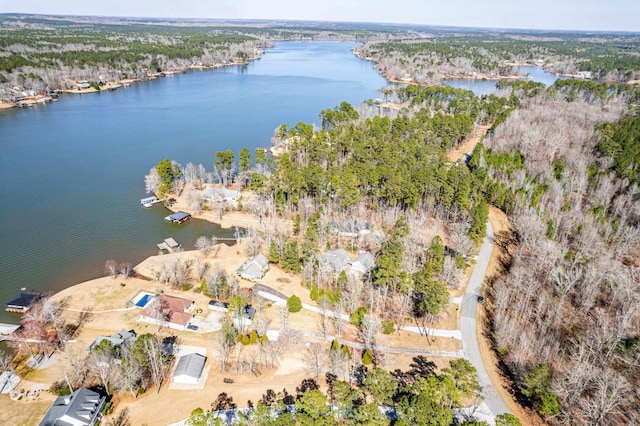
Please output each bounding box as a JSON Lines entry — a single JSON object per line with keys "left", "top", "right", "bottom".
{"left": 460, "top": 220, "right": 510, "bottom": 417}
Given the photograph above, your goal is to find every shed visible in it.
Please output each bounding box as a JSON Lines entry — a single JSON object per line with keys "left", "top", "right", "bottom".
{"left": 208, "top": 300, "right": 230, "bottom": 312}
{"left": 172, "top": 353, "right": 207, "bottom": 385}
{"left": 237, "top": 253, "right": 269, "bottom": 281}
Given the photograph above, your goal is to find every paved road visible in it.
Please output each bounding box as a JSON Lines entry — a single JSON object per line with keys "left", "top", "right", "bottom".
{"left": 256, "top": 290, "right": 462, "bottom": 339}
{"left": 460, "top": 220, "right": 510, "bottom": 417}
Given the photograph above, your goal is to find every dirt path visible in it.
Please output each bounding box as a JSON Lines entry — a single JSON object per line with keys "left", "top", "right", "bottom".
{"left": 447, "top": 123, "right": 492, "bottom": 163}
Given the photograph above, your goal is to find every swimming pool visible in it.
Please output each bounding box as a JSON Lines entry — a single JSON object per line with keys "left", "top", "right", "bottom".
{"left": 131, "top": 291, "right": 155, "bottom": 308}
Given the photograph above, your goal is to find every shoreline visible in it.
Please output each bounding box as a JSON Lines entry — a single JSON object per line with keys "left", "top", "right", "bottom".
{"left": 0, "top": 53, "right": 265, "bottom": 109}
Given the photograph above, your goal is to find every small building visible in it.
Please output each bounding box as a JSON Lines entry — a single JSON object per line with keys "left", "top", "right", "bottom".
{"left": 5, "top": 292, "right": 40, "bottom": 313}
{"left": 39, "top": 387, "right": 106, "bottom": 426}
{"left": 88, "top": 329, "right": 137, "bottom": 356}
{"left": 234, "top": 305, "right": 256, "bottom": 328}
{"left": 237, "top": 253, "right": 269, "bottom": 281}
{"left": 208, "top": 300, "right": 230, "bottom": 312}
{"left": 172, "top": 353, "right": 207, "bottom": 385}
{"left": 165, "top": 211, "right": 191, "bottom": 224}
{"left": 139, "top": 294, "right": 194, "bottom": 331}
{"left": 157, "top": 237, "right": 182, "bottom": 253}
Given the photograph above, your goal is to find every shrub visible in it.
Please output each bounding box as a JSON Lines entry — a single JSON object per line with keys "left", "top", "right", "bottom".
{"left": 287, "top": 295, "right": 302, "bottom": 313}
{"left": 381, "top": 321, "right": 395, "bottom": 335}
{"left": 362, "top": 348, "right": 374, "bottom": 365}
{"left": 350, "top": 306, "right": 368, "bottom": 326}
{"left": 49, "top": 381, "right": 71, "bottom": 396}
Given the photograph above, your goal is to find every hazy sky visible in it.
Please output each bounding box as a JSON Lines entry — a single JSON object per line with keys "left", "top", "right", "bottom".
{"left": 1, "top": 0, "right": 638, "bottom": 32}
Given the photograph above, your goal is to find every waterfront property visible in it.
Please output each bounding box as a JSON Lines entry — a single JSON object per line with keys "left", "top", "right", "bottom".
{"left": 237, "top": 253, "right": 269, "bottom": 281}
{"left": 5, "top": 292, "right": 40, "bottom": 313}
{"left": 157, "top": 237, "right": 181, "bottom": 253}
{"left": 141, "top": 196, "right": 161, "bottom": 207}
{"left": 165, "top": 211, "right": 191, "bottom": 224}
{"left": 138, "top": 294, "right": 194, "bottom": 331}
{"left": 203, "top": 186, "right": 241, "bottom": 203}
{"left": 39, "top": 387, "right": 106, "bottom": 426}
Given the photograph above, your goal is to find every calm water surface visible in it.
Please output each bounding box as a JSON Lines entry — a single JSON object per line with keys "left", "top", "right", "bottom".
{"left": 0, "top": 41, "right": 386, "bottom": 323}
{"left": 446, "top": 66, "right": 560, "bottom": 95}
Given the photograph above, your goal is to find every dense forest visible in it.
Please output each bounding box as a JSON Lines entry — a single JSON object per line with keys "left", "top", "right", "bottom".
{"left": 356, "top": 35, "right": 640, "bottom": 84}
{"left": 469, "top": 80, "right": 640, "bottom": 423}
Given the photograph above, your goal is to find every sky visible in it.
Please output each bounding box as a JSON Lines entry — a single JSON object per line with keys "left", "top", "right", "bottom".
{"left": 1, "top": 0, "right": 638, "bottom": 32}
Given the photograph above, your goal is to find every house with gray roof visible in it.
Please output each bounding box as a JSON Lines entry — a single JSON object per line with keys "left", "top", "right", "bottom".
{"left": 347, "top": 250, "right": 375, "bottom": 275}
{"left": 88, "top": 329, "right": 137, "bottom": 356}
{"left": 172, "top": 353, "right": 207, "bottom": 385}
{"left": 319, "top": 248, "right": 351, "bottom": 274}
{"left": 237, "top": 253, "right": 269, "bottom": 281}
{"left": 39, "top": 387, "right": 106, "bottom": 426}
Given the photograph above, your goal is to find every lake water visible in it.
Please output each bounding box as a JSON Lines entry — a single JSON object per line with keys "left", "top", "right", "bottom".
{"left": 446, "top": 66, "right": 560, "bottom": 95}
{"left": 0, "top": 41, "right": 387, "bottom": 323}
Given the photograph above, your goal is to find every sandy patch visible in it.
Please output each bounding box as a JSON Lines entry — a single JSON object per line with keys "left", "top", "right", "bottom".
{"left": 447, "top": 123, "right": 492, "bottom": 163}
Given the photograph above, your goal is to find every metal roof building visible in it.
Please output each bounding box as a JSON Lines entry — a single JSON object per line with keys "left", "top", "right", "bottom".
{"left": 172, "top": 353, "right": 207, "bottom": 385}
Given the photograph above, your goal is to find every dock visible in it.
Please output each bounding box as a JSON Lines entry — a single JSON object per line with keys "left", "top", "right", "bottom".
{"left": 5, "top": 292, "right": 40, "bottom": 313}
{"left": 165, "top": 211, "right": 191, "bottom": 224}
{"left": 141, "top": 196, "right": 162, "bottom": 208}
{"left": 157, "top": 238, "right": 182, "bottom": 253}
{"left": 0, "top": 323, "right": 20, "bottom": 335}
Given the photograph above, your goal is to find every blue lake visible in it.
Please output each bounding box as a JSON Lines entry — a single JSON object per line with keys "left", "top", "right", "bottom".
{"left": 446, "top": 66, "right": 561, "bottom": 95}
{"left": 0, "top": 41, "right": 387, "bottom": 323}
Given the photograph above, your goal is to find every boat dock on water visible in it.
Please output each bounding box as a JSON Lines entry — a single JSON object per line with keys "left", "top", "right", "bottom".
{"left": 165, "top": 211, "right": 191, "bottom": 224}
{"left": 140, "top": 196, "right": 162, "bottom": 207}
{"left": 5, "top": 292, "right": 41, "bottom": 313}
{"left": 157, "top": 238, "right": 182, "bottom": 253}
{"left": 0, "top": 323, "right": 20, "bottom": 336}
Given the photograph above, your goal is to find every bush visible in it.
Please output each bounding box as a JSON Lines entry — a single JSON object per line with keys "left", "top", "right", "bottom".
{"left": 350, "top": 306, "right": 368, "bottom": 326}
{"left": 362, "top": 348, "right": 374, "bottom": 365}
{"left": 49, "top": 381, "right": 71, "bottom": 396}
{"left": 287, "top": 295, "right": 302, "bottom": 313}
{"left": 381, "top": 321, "right": 395, "bottom": 335}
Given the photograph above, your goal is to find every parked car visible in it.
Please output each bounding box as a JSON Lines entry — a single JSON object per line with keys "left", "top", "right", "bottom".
{"left": 187, "top": 324, "right": 199, "bottom": 331}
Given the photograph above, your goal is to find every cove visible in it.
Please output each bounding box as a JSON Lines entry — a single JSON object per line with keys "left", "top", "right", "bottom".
{"left": 0, "top": 41, "right": 387, "bottom": 323}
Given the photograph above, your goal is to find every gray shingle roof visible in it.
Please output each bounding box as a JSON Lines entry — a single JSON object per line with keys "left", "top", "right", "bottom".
{"left": 39, "top": 388, "right": 105, "bottom": 426}
{"left": 173, "top": 353, "right": 206, "bottom": 379}
{"left": 237, "top": 253, "right": 269, "bottom": 281}
{"left": 320, "top": 248, "right": 351, "bottom": 273}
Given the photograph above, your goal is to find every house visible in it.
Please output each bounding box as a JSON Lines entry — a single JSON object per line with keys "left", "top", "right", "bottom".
{"left": 329, "top": 220, "right": 372, "bottom": 238}
{"left": 236, "top": 253, "right": 269, "bottom": 281}
{"left": 165, "top": 211, "right": 191, "bottom": 224}
{"left": 39, "top": 388, "right": 106, "bottom": 426}
{"left": 88, "top": 329, "right": 137, "bottom": 356}
{"left": 347, "top": 250, "right": 375, "bottom": 275}
{"left": 319, "top": 248, "right": 351, "bottom": 274}
{"left": 138, "top": 294, "right": 194, "bottom": 331}
{"left": 5, "top": 292, "right": 40, "bottom": 313}
{"left": 172, "top": 353, "right": 207, "bottom": 385}
{"left": 203, "top": 187, "right": 241, "bottom": 203}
